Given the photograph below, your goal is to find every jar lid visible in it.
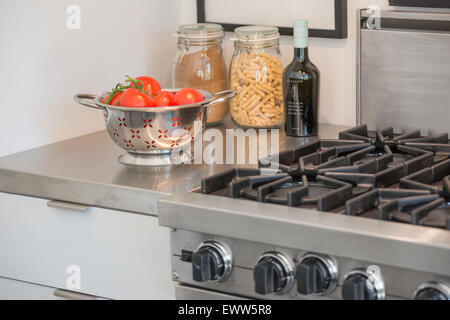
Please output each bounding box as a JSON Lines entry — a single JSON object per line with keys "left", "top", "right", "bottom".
{"left": 233, "top": 25, "right": 280, "bottom": 42}
{"left": 176, "top": 23, "right": 224, "bottom": 40}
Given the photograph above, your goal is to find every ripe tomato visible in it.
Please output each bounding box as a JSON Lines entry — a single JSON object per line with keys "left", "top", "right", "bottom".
{"left": 119, "top": 88, "right": 154, "bottom": 108}
{"left": 102, "top": 92, "right": 122, "bottom": 105}
{"left": 134, "top": 76, "right": 161, "bottom": 96}
{"left": 173, "top": 88, "right": 204, "bottom": 106}
{"left": 110, "top": 92, "right": 122, "bottom": 105}
{"left": 153, "top": 91, "right": 174, "bottom": 107}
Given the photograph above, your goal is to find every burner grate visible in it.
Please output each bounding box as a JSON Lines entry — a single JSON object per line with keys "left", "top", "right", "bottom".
{"left": 400, "top": 159, "right": 450, "bottom": 198}
{"left": 379, "top": 197, "right": 449, "bottom": 230}
{"left": 200, "top": 124, "right": 450, "bottom": 230}
{"left": 256, "top": 175, "right": 352, "bottom": 211}
{"left": 345, "top": 188, "right": 438, "bottom": 222}
{"left": 201, "top": 168, "right": 285, "bottom": 196}
{"left": 258, "top": 140, "right": 371, "bottom": 175}
{"left": 339, "top": 125, "right": 375, "bottom": 143}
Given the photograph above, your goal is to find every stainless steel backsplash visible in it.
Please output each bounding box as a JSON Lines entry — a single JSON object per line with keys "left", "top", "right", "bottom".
{"left": 357, "top": 10, "right": 450, "bottom": 135}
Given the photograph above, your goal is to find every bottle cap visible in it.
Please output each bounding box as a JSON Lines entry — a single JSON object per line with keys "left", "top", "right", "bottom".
{"left": 294, "top": 20, "right": 308, "bottom": 48}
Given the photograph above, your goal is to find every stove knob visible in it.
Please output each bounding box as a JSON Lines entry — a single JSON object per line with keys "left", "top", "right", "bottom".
{"left": 191, "top": 241, "right": 232, "bottom": 283}
{"left": 413, "top": 282, "right": 450, "bottom": 300}
{"left": 342, "top": 265, "right": 385, "bottom": 300}
{"left": 296, "top": 253, "right": 338, "bottom": 296}
{"left": 253, "top": 252, "right": 294, "bottom": 295}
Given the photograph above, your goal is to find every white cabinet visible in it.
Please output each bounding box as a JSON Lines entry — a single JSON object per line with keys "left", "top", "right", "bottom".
{"left": 0, "top": 193, "right": 174, "bottom": 299}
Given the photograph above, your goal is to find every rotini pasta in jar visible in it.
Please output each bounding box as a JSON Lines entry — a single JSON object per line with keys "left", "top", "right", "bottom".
{"left": 230, "top": 26, "right": 284, "bottom": 128}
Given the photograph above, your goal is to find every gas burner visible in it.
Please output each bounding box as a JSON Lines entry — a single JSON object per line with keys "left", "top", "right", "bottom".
{"left": 339, "top": 130, "right": 434, "bottom": 174}
{"left": 341, "top": 125, "right": 448, "bottom": 146}
{"left": 201, "top": 169, "right": 352, "bottom": 212}
{"left": 298, "top": 149, "right": 354, "bottom": 176}
{"left": 342, "top": 125, "right": 450, "bottom": 165}
{"left": 259, "top": 140, "right": 371, "bottom": 175}
{"left": 201, "top": 168, "right": 287, "bottom": 198}
{"left": 324, "top": 165, "right": 404, "bottom": 192}
{"left": 257, "top": 175, "right": 352, "bottom": 211}
{"left": 389, "top": 145, "right": 434, "bottom": 174}
{"left": 228, "top": 173, "right": 290, "bottom": 199}
{"left": 373, "top": 127, "right": 443, "bottom": 147}
{"left": 400, "top": 159, "right": 450, "bottom": 198}
{"left": 345, "top": 188, "right": 435, "bottom": 218}
{"left": 318, "top": 145, "right": 394, "bottom": 174}
{"left": 323, "top": 145, "right": 434, "bottom": 190}
{"left": 379, "top": 197, "right": 449, "bottom": 230}
{"left": 403, "top": 143, "right": 450, "bottom": 164}
{"left": 345, "top": 187, "right": 449, "bottom": 230}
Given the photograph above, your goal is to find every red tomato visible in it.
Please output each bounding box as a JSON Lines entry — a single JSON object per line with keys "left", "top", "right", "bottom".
{"left": 102, "top": 92, "right": 122, "bottom": 105}
{"left": 119, "top": 88, "right": 154, "bottom": 108}
{"left": 173, "top": 88, "right": 204, "bottom": 106}
{"left": 110, "top": 92, "right": 122, "bottom": 105}
{"left": 153, "top": 91, "right": 174, "bottom": 107}
{"left": 134, "top": 76, "right": 161, "bottom": 96}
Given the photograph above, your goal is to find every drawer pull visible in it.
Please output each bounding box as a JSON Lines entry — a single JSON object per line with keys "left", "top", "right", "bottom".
{"left": 47, "top": 200, "right": 90, "bottom": 212}
{"left": 53, "top": 289, "right": 102, "bottom": 300}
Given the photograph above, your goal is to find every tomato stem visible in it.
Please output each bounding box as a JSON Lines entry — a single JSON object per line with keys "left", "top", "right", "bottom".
{"left": 104, "top": 75, "right": 151, "bottom": 104}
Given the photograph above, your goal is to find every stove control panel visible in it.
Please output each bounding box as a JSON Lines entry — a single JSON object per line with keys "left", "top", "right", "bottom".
{"left": 170, "top": 230, "right": 449, "bottom": 300}
{"left": 413, "top": 282, "right": 450, "bottom": 300}
{"left": 253, "top": 252, "right": 294, "bottom": 295}
{"left": 296, "top": 253, "right": 338, "bottom": 296}
{"left": 342, "top": 265, "right": 385, "bottom": 300}
{"left": 191, "top": 241, "right": 232, "bottom": 283}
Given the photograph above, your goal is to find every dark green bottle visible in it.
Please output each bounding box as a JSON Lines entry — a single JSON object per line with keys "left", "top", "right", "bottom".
{"left": 283, "top": 20, "right": 320, "bottom": 137}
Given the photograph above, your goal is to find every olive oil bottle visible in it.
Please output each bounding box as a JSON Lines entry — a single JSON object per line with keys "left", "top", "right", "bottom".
{"left": 283, "top": 20, "right": 320, "bottom": 137}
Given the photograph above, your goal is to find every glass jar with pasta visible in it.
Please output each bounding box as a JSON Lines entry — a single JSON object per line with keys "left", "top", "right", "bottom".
{"left": 229, "top": 26, "right": 284, "bottom": 128}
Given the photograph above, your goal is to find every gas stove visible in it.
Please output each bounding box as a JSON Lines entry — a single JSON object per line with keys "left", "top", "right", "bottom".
{"left": 159, "top": 124, "right": 450, "bottom": 300}
{"left": 201, "top": 124, "right": 450, "bottom": 230}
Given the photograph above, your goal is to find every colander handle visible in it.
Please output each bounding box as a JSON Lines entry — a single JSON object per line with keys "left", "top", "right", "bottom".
{"left": 207, "top": 90, "right": 237, "bottom": 106}
{"left": 74, "top": 94, "right": 105, "bottom": 110}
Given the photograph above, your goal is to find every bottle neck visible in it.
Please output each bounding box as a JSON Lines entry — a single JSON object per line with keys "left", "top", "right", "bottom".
{"left": 294, "top": 47, "right": 309, "bottom": 62}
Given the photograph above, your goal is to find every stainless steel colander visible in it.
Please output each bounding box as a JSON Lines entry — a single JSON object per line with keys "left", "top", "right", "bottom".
{"left": 74, "top": 89, "right": 235, "bottom": 165}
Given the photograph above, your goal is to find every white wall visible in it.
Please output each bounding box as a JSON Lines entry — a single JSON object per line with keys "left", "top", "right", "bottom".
{"left": 0, "top": 0, "right": 180, "bottom": 157}
{"left": 180, "top": 0, "right": 391, "bottom": 127}
{"left": 4, "top": 0, "right": 439, "bottom": 157}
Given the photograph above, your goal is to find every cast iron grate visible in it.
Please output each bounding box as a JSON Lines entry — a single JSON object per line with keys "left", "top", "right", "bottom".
{"left": 200, "top": 124, "right": 450, "bottom": 230}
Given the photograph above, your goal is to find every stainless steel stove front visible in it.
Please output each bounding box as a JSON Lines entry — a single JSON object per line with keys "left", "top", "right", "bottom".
{"left": 159, "top": 190, "right": 450, "bottom": 300}
{"left": 169, "top": 229, "right": 450, "bottom": 300}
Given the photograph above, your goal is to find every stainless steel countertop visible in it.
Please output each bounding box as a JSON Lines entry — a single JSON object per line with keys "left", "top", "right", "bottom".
{"left": 0, "top": 116, "right": 348, "bottom": 216}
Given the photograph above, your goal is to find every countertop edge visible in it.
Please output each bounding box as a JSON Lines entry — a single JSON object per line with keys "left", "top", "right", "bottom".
{"left": 0, "top": 168, "right": 169, "bottom": 217}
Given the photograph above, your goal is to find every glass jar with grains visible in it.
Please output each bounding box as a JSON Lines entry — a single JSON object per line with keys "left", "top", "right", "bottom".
{"left": 173, "top": 23, "right": 228, "bottom": 126}
{"left": 230, "top": 26, "right": 284, "bottom": 128}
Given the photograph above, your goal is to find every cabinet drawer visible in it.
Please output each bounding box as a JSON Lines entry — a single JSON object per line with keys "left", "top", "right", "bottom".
{"left": 0, "top": 192, "right": 174, "bottom": 299}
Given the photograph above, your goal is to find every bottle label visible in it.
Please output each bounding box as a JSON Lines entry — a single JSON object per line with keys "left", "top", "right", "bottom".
{"left": 286, "top": 78, "right": 312, "bottom": 117}
{"left": 287, "top": 101, "right": 304, "bottom": 117}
